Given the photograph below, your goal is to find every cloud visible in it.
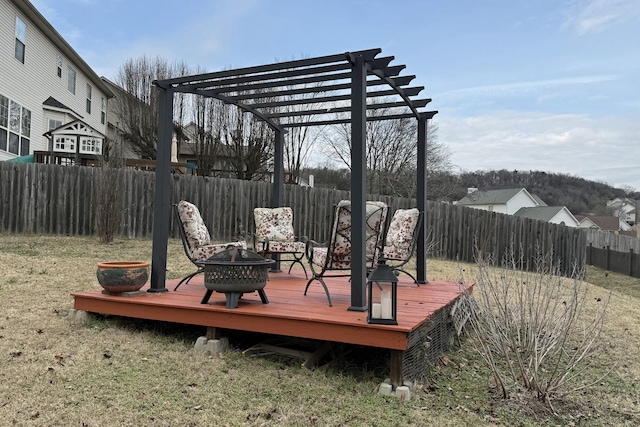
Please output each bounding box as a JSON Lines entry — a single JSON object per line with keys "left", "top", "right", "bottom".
{"left": 564, "top": 0, "right": 640, "bottom": 35}
{"left": 438, "top": 110, "right": 640, "bottom": 189}
{"left": 438, "top": 75, "right": 619, "bottom": 101}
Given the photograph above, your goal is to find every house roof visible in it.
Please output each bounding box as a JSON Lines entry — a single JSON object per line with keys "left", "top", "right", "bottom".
{"left": 13, "top": 0, "right": 113, "bottom": 98}
{"left": 531, "top": 194, "right": 548, "bottom": 207}
{"left": 514, "top": 206, "right": 575, "bottom": 223}
{"left": 575, "top": 215, "right": 621, "bottom": 231}
{"left": 43, "top": 119, "right": 106, "bottom": 139}
{"left": 458, "top": 188, "right": 531, "bottom": 205}
{"left": 42, "top": 96, "right": 83, "bottom": 118}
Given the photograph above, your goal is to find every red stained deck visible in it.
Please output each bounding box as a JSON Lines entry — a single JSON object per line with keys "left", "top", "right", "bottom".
{"left": 73, "top": 270, "right": 472, "bottom": 352}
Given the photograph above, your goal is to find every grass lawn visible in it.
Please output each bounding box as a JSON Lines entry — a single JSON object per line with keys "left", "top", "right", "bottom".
{"left": 0, "top": 233, "right": 639, "bottom": 426}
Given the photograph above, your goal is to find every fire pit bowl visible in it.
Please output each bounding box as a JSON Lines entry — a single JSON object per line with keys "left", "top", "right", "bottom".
{"left": 200, "top": 248, "right": 274, "bottom": 308}
{"left": 96, "top": 261, "right": 150, "bottom": 293}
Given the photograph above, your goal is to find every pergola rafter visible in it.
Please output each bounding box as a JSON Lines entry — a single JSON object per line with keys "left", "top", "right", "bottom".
{"left": 150, "top": 48, "right": 437, "bottom": 312}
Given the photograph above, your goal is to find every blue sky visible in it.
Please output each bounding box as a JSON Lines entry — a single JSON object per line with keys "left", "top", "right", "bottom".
{"left": 32, "top": 0, "right": 640, "bottom": 189}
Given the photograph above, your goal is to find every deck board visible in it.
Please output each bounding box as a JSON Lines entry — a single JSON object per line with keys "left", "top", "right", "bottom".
{"left": 73, "top": 271, "right": 472, "bottom": 351}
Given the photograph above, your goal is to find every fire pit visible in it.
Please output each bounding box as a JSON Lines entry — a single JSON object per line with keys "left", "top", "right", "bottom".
{"left": 199, "top": 248, "right": 275, "bottom": 309}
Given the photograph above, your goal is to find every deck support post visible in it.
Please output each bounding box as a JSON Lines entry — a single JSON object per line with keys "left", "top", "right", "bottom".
{"left": 390, "top": 349, "right": 404, "bottom": 389}
{"left": 206, "top": 327, "right": 222, "bottom": 340}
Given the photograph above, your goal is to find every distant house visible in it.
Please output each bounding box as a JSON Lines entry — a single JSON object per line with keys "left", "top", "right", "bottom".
{"left": 607, "top": 198, "right": 636, "bottom": 225}
{"left": 514, "top": 206, "right": 580, "bottom": 227}
{"left": 456, "top": 188, "right": 546, "bottom": 215}
{"left": 575, "top": 215, "right": 632, "bottom": 232}
{"left": 0, "top": 0, "right": 114, "bottom": 164}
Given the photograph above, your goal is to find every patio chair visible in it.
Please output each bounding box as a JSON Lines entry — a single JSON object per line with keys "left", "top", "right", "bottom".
{"left": 382, "top": 208, "right": 423, "bottom": 284}
{"left": 304, "top": 200, "right": 388, "bottom": 306}
{"left": 174, "top": 200, "right": 247, "bottom": 291}
{"left": 253, "top": 207, "right": 308, "bottom": 279}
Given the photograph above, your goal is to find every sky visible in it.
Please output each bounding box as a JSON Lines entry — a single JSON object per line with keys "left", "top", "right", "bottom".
{"left": 31, "top": 0, "right": 640, "bottom": 190}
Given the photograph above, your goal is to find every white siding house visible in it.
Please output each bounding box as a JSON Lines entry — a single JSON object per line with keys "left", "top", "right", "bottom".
{"left": 0, "top": 0, "right": 113, "bottom": 161}
{"left": 456, "top": 188, "right": 544, "bottom": 215}
{"left": 514, "top": 206, "right": 580, "bottom": 227}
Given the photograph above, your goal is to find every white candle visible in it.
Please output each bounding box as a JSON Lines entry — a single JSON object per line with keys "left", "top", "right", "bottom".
{"left": 371, "top": 303, "right": 382, "bottom": 319}
{"left": 381, "top": 290, "right": 393, "bottom": 319}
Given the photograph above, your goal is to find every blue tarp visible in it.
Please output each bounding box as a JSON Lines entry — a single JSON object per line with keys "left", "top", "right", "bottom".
{"left": 6, "top": 154, "right": 34, "bottom": 163}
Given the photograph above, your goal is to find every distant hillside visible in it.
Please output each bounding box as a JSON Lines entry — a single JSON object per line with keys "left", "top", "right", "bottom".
{"left": 304, "top": 167, "right": 636, "bottom": 216}
{"left": 452, "top": 170, "right": 636, "bottom": 215}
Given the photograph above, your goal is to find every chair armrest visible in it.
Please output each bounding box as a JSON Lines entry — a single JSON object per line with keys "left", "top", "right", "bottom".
{"left": 255, "top": 236, "right": 271, "bottom": 253}
{"left": 305, "top": 239, "right": 324, "bottom": 260}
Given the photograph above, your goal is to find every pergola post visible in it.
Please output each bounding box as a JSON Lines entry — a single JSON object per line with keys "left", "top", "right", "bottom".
{"left": 149, "top": 84, "right": 173, "bottom": 293}
{"left": 349, "top": 53, "right": 368, "bottom": 311}
{"left": 270, "top": 128, "right": 285, "bottom": 272}
{"left": 416, "top": 113, "right": 429, "bottom": 284}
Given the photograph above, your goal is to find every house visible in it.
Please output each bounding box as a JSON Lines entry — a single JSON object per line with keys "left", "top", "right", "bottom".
{"left": 0, "top": 0, "right": 113, "bottom": 164}
{"left": 456, "top": 188, "right": 547, "bottom": 215}
{"left": 575, "top": 215, "right": 632, "bottom": 232}
{"left": 607, "top": 198, "right": 636, "bottom": 225}
{"left": 514, "top": 206, "right": 580, "bottom": 227}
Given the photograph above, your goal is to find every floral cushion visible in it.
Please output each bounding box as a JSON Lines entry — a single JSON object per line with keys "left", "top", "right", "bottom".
{"left": 383, "top": 208, "right": 420, "bottom": 260}
{"left": 328, "top": 200, "right": 388, "bottom": 265}
{"left": 262, "top": 240, "right": 305, "bottom": 253}
{"left": 310, "top": 247, "right": 352, "bottom": 270}
{"left": 177, "top": 200, "right": 211, "bottom": 249}
{"left": 191, "top": 240, "right": 247, "bottom": 261}
{"left": 254, "top": 207, "right": 296, "bottom": 242}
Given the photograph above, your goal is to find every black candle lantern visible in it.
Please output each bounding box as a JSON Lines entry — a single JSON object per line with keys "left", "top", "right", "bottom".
{"left": 367, "top": 258, "right": 398, "bottom": 325}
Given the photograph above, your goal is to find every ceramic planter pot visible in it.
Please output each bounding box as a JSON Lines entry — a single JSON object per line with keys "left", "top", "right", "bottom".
{"left": 96, "top": 261, "right": 150, "bottom": 293}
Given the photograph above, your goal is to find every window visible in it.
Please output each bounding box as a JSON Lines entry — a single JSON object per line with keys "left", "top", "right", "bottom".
{"left": 20, "top": 137, "right": 29, "bottom": 156}
{"left": 57, "top": 55, "right": 62, "bottom": 77}
{"left": 9, "top": 133, "right": 19, "bottom": 154}
{"left": 15, "top": 17, "right": 26, "bottom": 63}
{"left": 101, "top": 97, "right": 106, "bottom": 124}
{"left": 80, "top": 137, "right": 101, "bottom": 154}
{"left": 54, "top": 135, "right": 75, "bottom": 153}
{"left": 9, "top": 101, "right": 20, "bottom": 133}
{"left": 68, "top": 66, "right": 76, "bottom": 94}
{"left": 0, "top": 93, "right": 31, "bottom": 156}
{"left": 487, "top": 205, "right": 494, "bottom": 211}
{"left": 0, "top": 95, "right": 7, "bottom": 128}
{"left": 49, "top": 119, "right": 62, "bottom": 131}
{"left": 21, "top": 108, "right": 30, "bottom": 137}
{"left": 86, "top": 84, "right": 92, "bottom": 114}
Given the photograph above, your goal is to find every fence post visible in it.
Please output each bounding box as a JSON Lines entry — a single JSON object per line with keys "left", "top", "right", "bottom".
{"left": 629, "top": 248, "right": 634, "bottom": 277}
{"left": 606, "top": 245, "right": 610, "bottom": 271}
{"left": 587, "top": 243, "right": 592, "bottom": 265}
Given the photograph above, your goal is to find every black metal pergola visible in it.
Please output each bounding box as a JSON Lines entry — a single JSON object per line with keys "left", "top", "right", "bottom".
{"left": 149, "top": 48, "right": 437, "bottom": 312}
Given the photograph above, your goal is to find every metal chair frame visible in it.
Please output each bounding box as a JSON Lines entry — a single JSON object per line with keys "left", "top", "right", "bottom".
{"left": 304, "top": 201, "right": 388, "bottom": 306}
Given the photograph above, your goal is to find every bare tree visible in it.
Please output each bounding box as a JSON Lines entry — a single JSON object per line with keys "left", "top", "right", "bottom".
{"left": 219, "top": 104, "right": 273, "bottom": 180}
{"left": 325, "top": 107, "right": 451, "bottom": 197}
{"left": 112, "top": 56, "right": 191, "bottom": 159}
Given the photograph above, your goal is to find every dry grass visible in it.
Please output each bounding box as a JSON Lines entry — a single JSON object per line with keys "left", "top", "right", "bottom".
{"left": 0, "top": 233, "right": 639, "bottom": 426}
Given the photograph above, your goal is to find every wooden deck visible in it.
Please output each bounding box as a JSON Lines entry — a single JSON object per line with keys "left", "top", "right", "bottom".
{"left": 73, "top": 270, "right": 471, "bottom": 352}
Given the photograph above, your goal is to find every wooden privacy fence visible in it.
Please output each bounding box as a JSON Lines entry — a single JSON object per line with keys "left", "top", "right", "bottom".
{"left": 0, "top": 162, "right": 585, "bottom": 274}
{"left": 0, "top": 162, "right": 413, "bottom": 242}
{"left": 426, "top": 202, "right": 586, "bottom": 277}
{"left": 584, "top": 228, "right": 640, "bottom": 253}
{"left": 586, "top": 244, "right": 640, "bottom": 278}
{"left": 584, "top": 229, "right": 640, "bottom": 278}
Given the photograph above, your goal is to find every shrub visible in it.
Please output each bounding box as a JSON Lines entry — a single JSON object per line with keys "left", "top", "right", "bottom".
{"left": 457, "top": 246, "right": 610, "bottom": 410}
